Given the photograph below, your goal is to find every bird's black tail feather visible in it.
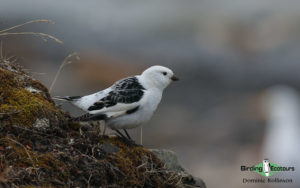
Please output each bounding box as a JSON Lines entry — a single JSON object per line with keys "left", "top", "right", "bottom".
{"left": 69, "top": 113, "right": 107, "bottom": 122}
{"left": 52, "top": 96, "right": 82, "bottom": 101}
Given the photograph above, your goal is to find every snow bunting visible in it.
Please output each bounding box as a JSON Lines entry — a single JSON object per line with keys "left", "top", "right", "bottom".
{"left": 53, "top": 65, "right": 178, "bottom": 141}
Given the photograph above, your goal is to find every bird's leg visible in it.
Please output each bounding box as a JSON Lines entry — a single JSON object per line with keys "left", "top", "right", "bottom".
{"left": 123, "top": 129, "right": 132, "bottom": 140}
{"left": 96, "top": 121, "right": 101, "bottom": 136}
{"left": 115, "top": 129, "right": 127, "bottom": 140}
{"left": 102, "top": 121, "right": 107, "bottom": 137}
{"left": 123, "top": 129, "right": 142, "bottom": 146}
{"left": 140, "top": 126, "right": 143, "bottom": 145}
{"left": 114, "top": 129, "right": 137, "bottom": 146}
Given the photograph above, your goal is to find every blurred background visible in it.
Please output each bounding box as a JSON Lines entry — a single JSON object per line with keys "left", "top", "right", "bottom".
{"left": 1, "top": 0, "right": 300, "bottom": 187}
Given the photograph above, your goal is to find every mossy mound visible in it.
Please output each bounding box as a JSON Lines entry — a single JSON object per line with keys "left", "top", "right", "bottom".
{"left": 0, "top": 128, "right": 182, "bottom": 187}
{"left": 0, "top": 59, "right": 205, "bottom": 188}
{"left": 0, "top": 59, "right": 68, "bottom": 127}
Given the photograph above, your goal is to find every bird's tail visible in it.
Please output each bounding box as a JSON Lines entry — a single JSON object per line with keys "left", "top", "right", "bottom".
{"left": 52, "top": 96, "right": 82, "bottom": 101}
{"left": 69, "top": 113, "right": 107, "bottom": 122}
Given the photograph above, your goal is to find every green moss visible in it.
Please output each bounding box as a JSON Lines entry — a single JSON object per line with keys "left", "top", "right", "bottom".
{"left": 101, "top": 137, "right": 164, "bottom": 186}
{"left": 0, "top": 137, "right": 69, "bottom": 181}
{"left": 0, "top": 68, "right": 64, "bottom": 127}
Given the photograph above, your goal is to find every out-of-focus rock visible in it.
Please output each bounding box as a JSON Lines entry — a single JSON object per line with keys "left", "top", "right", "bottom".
{"left": 100, "top": 142, "right": 119, "bottom": 154}
{"left": 151, "top": 149, "right": 206, "bottom": 188}
{"left": 151, "top": 149, "right": 184, "bottom": 171}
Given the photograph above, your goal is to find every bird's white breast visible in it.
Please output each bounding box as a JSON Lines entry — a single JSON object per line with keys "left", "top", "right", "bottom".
{"left": 107, "top": 88, "right": 162, "bottom": 129}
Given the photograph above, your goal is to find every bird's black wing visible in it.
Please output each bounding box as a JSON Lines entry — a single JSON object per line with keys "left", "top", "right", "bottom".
{"left": 88, "top": 76, "right": 145, "bottom": 111}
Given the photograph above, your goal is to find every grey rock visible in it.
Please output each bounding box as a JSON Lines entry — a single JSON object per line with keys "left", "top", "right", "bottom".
{"left": 33, "top": 118, "right": 50, "bottom": 130}
{"left": 100, "top": 143, "right": 119, "bottom": 154}
{"left": 193, "top": 177, "right": 206, "bottom": 188}
{"left": 151, "top": 149, "right": 206, "bottom": 188}
{"left": 151, "top": 149, "right": 184, "bottom": 172}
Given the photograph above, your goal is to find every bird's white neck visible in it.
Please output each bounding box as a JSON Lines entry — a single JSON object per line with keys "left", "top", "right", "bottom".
{"left": 138, "top": 75, "right": 167, "bottom": 91}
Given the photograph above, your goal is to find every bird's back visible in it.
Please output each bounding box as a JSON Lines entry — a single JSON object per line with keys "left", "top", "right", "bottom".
{"left": 71, "top": 76, "right": 145, "bottom": 113}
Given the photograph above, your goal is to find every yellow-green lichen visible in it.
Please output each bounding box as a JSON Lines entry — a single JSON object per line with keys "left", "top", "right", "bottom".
{"left": 0, "top": 68, "right": 64, "bottom": 127}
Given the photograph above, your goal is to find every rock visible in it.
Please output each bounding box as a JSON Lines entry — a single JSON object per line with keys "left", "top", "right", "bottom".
{"left": 150, "top": 149, "right": 184, "bottom": 171}
{"left": 33, "top": 118, "right": 50, "bottom": 129}
{"left": 100, "top": 143, "right": 119, "bottom": 154}
{"left": 151, "top": 149, "right": 206, "bottom": 188}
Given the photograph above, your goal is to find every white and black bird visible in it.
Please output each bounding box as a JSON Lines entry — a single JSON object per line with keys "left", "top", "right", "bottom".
{"left": 53, "top": 65, "right": 178, "bottom": 142}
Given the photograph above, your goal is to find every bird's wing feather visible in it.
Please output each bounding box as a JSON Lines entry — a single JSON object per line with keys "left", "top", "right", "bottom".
{"left": 86, "top": 76, "right": 145, "bottom": 114}
{"left": 71, "top": 106, "right": 140, "bottom": 122}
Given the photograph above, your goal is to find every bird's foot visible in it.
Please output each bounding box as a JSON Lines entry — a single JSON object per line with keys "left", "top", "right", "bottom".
{"left": 116, "top": 135, "right": 140, "bottom": 147}
{"left": 114, "top": 129, "right": 141, "bottom": 147}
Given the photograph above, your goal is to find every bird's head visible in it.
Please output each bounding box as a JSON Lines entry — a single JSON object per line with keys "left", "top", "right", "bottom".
{"left": 141, "top": 65, "right": 179, "bottom": 90}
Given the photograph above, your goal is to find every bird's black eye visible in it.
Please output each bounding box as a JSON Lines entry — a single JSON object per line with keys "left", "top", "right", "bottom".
{"left": 162, "top": 72, "right": 167, "bottom": 76}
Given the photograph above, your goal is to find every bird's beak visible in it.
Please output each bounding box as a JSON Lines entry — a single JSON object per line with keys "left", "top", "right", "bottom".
{"left": 171, "top": 75, "right": 179, "bottom": 81}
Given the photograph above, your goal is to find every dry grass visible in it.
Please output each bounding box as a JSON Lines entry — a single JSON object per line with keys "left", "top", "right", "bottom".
{"left": 0, "top": 19, "right": 63, "bottom": 44}
{"left": 49, "top": 52, "right": 80, "bottom": 93}
{"left": 1, "top": 136, "right": 36, "bottom": 168}
{"left": 0, "top": 19, "right": 81, "bottom": 94}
